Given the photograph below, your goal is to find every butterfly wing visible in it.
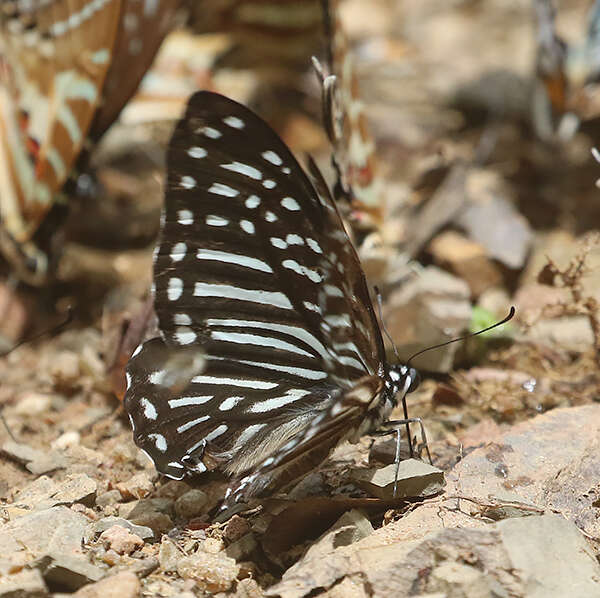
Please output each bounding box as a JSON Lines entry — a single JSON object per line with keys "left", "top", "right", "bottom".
{"left": 0, "top": 0, "right": 121, "bottom": 239}
{"left": 89, "top": 0, "right": 180, "bottom": 139}
{"left": 125, "top": 91, "right": 387, "bottom": 490}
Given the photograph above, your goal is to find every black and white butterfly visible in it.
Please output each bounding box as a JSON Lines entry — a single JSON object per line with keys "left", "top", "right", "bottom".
{"left": 124, "top": 91, "right": 421, "bottom": 502}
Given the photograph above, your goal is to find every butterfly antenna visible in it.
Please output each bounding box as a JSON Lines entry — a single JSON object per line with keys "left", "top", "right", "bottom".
{"left": 406, "top": 306, "right": 515, "bottom": 368}
{"left": 374, "top": 286, "right": 400, "bottom": 360}
{"left": 0, "top": 306, "right": 74, "bottom": 357}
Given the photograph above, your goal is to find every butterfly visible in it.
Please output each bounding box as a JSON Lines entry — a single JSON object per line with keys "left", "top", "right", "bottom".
{"left": 533, "top": 0, "right": 600, "bottom": 141}
{"left": 124, "top": 91, "right": 421, "bottom": 503}
{"left": 0, "top": 0, "right": 179, "bottom": 283}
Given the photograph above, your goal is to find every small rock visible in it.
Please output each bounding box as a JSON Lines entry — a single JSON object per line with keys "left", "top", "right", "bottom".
{"left": 158, "top": 537, "right": 180, "bottom": 572}
{"left": 117, "top": 499, "right": 173, "bottom": 535}
{"left": 177, "top": 551, "right": 239, "bottom": 593}
{"left": 116, "top": 473, "right": 155, "bottom": 500}
{"left": 95, "top": 490, "right": 122, "bottom": 508}
{"left": 459, "top": 169, "right": 532, "bottom": 269}
{"left": 428, "top": 230, "right": 502, "bottom": 297}
{"left": 225, "top": 533, "right": 258, "bottom": 562}
{"left": 88, "top": 517, "right": 154, "bottom": 541}
{"left": 99, "top": 525, "right": 144, "bottom": 555}
{"left": 0, "top": 506, "right": 88, "bottom": 557}
{"left": 35, "top": 553, "right": 103, "bottom": 591}
{"left": 384, "top": 266, "right": 472, "bottom": 373}
{"left": 50, "top": 351, "right": 81, "bottom": 389}
{"left": 51, "top": 431, "right": 81, "bottom": 450}
{"left": 351, "top": 459, "right": 445, "bottom": 500}
{"left": 72, "top": 571, "right": 140, "bottom": 598}
{"left": 12, "top": 474, "right": 96, "bottom": 511}
{"left": 428, "top": 561, "right": 489, "bottom": 596}
{"left": 203, "top": 537, "right": 225, "bottom": 554}
{"left": 0, "top": 568, "right": 47, "bottom": 598}
{"left": 130, "top": 557, "right": 159, "bottom": 578}
{"left": 224, "top": 515, "right": 250, "bottom": 543}
{"left": 174, "top": 489, "right": 208, "bottom": 519}
{"left": 0, "top": 442, "right": 66, "bottom": 475}
{"left": 14, "top": 392, "right": 53, "bottom": 416}
{"left": 155, "top": 480, "right": 190, "bottom": 500}
{"left": 235, "top": 577, "right": 263, "bottom": 598}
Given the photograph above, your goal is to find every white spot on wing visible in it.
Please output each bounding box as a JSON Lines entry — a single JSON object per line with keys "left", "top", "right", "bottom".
{"left": 193, "top": 283, "right": 293, "bottom": 309}
{"left": 180, "top": 175, "right": 196, "bottom": 189}
{"left": 263, "top": 179, "right": 276, "bottom": 189}
{"left": 199, "top": 126, "right": 221, "bottom": 138}
{"left": 240, "top": 220, "right": 255, "bottom": 234}
{"left": 178, "top": 210, "right": 193, "bottom": 225}
{"left": 223, "top": 116, "right": 245, "bottom": 129}
{"left": 149, "top": 433, "right": 168, "bottom": 452}
{"left": 270, "top": 237, "right": 287, "bottom": 249}
{"left": 306, "top": 238, "right": 323, "bottom": 254}
{"left": 140, "top": 398, "right": 158, "bottom": 420}
{"left": 262, "top": 150, "right": 282, "bottom": 165}
{"left": 168, "top": 396, "right": 213, "bottom": 408}
{"left": 167, "top": 278, "right": 183, "bottom": 301}
{"left": 219, "top": 396, "right": 245, "bottom": 411}
{"left": 191, "top": 375, "right": 278, "bottom": 389}
{"left": 188, "top": 146, "right": 207, "bottom": 159}
{"left": 221, "top": 161, "right": 262, "bottom": 180}
{"left": 245, "top": 195, "right": 261, "bottom": 209}
{"left": 265, "top": 211, "right": 278, "bottom": 222}
{"left": 170, "top": 242, "right": 187, "bottom": 262}
{"left": 206, "top": 215, "right": 229, "bottom": 226}
{"left": 174, "top": 328, "right": 197, "bottom": 345}
{"left": 177, "top": 415, "right": 210, "bottom": 433}
{"left": 282, "top": 259, "right": 322, "bottom": 283}
{"left": 196, "top": 248, "right": 272, "bottom": 273}
{"left": 174, "top": 313, "right": 192, "bottom": 325}
{"left": 248, "top": 389, "right": 312, "bottom": 413}
{"left": 281, "top": 197, "right": 300, "bottom": 211}
{"left": 209, "top": 183, "right": 239, "bottom": 197}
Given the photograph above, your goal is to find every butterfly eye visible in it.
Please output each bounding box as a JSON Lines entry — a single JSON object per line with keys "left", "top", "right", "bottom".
{"left": 406, "top": 368, "right": 421, "bottom": 393}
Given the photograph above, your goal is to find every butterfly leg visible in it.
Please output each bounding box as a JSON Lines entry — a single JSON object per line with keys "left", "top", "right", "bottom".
{"left": 373, "top": 417, "right": 432, "bottom": 496}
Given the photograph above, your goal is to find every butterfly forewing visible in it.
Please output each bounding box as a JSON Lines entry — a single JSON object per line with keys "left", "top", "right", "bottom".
{"left": 126, "top": 91, "right": 387, "bottom": 493}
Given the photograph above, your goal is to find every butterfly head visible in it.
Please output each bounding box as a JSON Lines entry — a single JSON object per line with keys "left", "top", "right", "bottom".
{"left": 386, "top": 364, "right": 420, "bottom": 401}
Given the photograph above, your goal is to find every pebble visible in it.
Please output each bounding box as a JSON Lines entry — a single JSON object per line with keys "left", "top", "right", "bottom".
{"left": 0, "top": 568, "right": 47, "bottom": 598}
{"left": 51, "top": 431, "right": 81, "bottom": 450}
{"left": 351, "top": 459, "right": 445, "bottom": 500}
{"left": 99, "top": 525, "right": 144, "bottom": 555}
{"left": 89, "top": 517, "right": 154, "bottom": 541}
{"left": 35, "top": 553, "right": 104, "bottom": 591}
{"left": 116, "top": 473, "right": 155, "bottom": 500}
{"left": 176, "top": 551, "right": 239, "bottom": 593}
{"left": 224, "top": 515, "right": 251, "bottom": 543}
{"left": 158, "top": 537, "right": 180, "bottom": 573}
{"left": 96, "top": 490, "right": 122, "bottom": 508}
{"left": 174, "top": 489, "right": 208, "bottom": 519}
{"left": 14, "top": 392, "right": 53, "bottom": 416}
{"left": 72, "top": 571, "right": 140, "bottom": 598}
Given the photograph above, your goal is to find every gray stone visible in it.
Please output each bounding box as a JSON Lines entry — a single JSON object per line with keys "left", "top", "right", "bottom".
{"left": 0, "top": 506, "right": 88, "bottom": 558}
{"left": 0, "top": 442, "right": 66, "bottom": 475}
{"left": 87, "top": 517, "right": 154, "bottom": 541}
{"left": 384, "top": 266, "right": 471, "bottom": 373}
{"left": 225, "top": 532, "right": 258, "bottom": 562}
{"left": 34, "top": 554, "right": 104, "bottom": 591}
{"left": 174, "top": 489, "right": 208, "bottom": 519}
{"left": 0, "top": 568, "right": 48, "bottom": 598}
{"left": 12, "top": 475, "right": 96, "bottom": 511}
{"left": 95, "top": 490, "right": 122, "bottom": 508}
{"left": 71, "top": 571, "right": 140, "bottom": 598}
{"left": 351, "top": 459, "right": 445, "bottom": 500}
